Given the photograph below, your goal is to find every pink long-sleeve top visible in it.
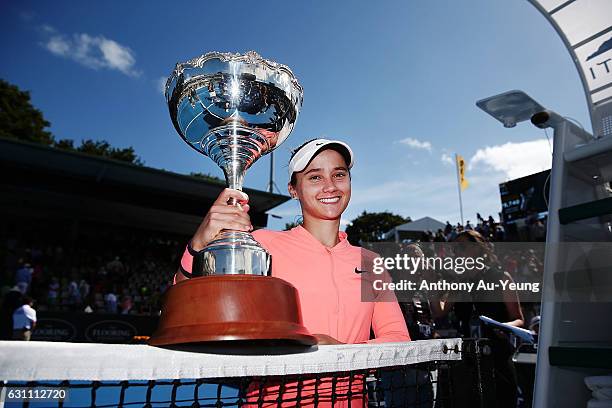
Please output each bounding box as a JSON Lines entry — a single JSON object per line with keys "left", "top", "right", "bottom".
{"left": 178, "top": 225, "right": 410, "bottom": 344}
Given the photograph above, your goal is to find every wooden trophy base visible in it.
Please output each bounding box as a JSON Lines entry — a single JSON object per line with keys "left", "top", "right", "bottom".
{"left": 149, "top": 275, "right": 316, "bottom": 346}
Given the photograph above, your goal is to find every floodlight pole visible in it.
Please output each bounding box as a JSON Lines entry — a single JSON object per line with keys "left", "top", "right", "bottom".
{"left": 267, "top": 151, "right": 274, "bottom": 194}
{"left": 455, "top": 153, "right": 465, "bottom": 226}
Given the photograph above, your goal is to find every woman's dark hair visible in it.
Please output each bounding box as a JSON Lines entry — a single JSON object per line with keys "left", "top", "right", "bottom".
{"left": 454, "top": 230, "right": 500, "bottom": 267}
{"left": 289, "top": 139, "right": 351, "bottom": 186}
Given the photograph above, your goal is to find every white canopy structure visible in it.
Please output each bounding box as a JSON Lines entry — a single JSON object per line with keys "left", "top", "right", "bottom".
{"left": 529, "top": 0, "right": 612, "bottom": 138}
{"left": 384, "top": 216, "right": 446, "bottom": 242}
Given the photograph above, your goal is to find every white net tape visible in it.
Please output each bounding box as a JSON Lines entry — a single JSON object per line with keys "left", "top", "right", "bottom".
{"left": 0, "top": 339, "right": 462, "bottom": 381}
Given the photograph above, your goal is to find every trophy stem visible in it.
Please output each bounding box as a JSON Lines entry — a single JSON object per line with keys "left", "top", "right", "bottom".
{"left": 222, "top": 165, "right": 246, "bottom": 193}
{"left": 201, "top": 123, "right": 270, "bottom": 195}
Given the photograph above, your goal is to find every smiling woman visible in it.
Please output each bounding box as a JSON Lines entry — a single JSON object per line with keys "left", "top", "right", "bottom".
{"left": 177, "top": 138, "right": 410, "bottom": 345}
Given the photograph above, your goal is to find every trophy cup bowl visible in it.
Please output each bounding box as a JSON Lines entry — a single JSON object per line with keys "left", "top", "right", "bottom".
{"left": 149, "top": 51, "right": 316, "bottom": 346}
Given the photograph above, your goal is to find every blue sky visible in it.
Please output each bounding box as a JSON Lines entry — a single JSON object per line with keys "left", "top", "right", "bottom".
{"left": 0, "top": 0, "right": 591, "bottom": 231}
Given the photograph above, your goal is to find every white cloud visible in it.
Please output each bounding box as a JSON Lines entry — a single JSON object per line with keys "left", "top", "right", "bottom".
{"left": 46, "top": 36, "right": 70, "bottom": 56}
{"left": 99, "top": 37, "right": 137, "bottom": 74}
{"left": 42, "top": 27, "right": 140, "bottom": 77}
{"left": 398, "top": 137, "right": 432, "bottom": 152}
{"left": 441, "top": 153, "right": 454, "bottom": 165}
{"left": 469, "top": 139, "right": 552, "bottom": 180}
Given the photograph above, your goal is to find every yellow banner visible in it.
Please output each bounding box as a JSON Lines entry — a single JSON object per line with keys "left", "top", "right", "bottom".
{"left": 456, "top": 154, "right": 469, "bottom": 191}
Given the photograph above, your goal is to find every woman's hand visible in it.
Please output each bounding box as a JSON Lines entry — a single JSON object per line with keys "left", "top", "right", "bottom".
{"left": 313, "top": 334, "right": 344, "bottom": 345}
{"left": 191, "top": 188, "right": 252, "bottom": 251}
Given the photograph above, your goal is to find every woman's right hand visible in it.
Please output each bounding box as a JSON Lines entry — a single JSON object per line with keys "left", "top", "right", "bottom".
{"left": 190, "top": 188, "right": 252, "bottom": 251}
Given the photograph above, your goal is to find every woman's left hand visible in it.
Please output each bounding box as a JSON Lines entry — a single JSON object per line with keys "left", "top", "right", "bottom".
{"left": 313, "top": 334, "right": 344, "bottom": 345}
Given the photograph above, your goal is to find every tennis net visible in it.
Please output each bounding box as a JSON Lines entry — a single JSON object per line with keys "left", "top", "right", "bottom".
{"left": 0, "top": 338, "right": 493, "bottom": 407}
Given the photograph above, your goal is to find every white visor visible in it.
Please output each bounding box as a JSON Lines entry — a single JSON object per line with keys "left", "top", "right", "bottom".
{"left": 288, "top": 139, "right": 354, "bottom": 177}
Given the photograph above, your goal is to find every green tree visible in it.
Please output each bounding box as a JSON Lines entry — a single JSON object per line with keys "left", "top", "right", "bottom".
{"left": 345, "top": 211, "right": 410, "bottom": 245}
{"left": 0, "top": 79, "right": 54, "bottom": 145}
{"left": 77, "top": 139, "right": 112, "bottom": 157}
{"left": 284, "top": 221, "right": 301, "bottom": 230}
{"left": 108, "top": 145, "right": 143, "bottom": 166}
{"left": 53, "top": 138, "right": 75, "bottom": 151}
{"left": 189, "top": 172, "right": 224, "bottom": 184}
{"left": 76, "top": 139, "right": 143, "bottom": 165}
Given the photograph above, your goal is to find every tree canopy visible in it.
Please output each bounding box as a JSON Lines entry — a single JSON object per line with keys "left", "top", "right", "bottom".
{"left": 189, "top": 172, "right": 224, "bottom": 184}
{"left": 0, "top": 79, "right": 143, "bottom": 166}
{"left": 284, "top": 221, "right": 301, "bottom": 231}
{"left": 0, "top": 79, "right": 53, "bottom": 145}
{"left": 345, "top": 211, "right": 410, "bottom": 245}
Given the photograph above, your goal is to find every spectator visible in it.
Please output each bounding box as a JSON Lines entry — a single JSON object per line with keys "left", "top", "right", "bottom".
{"left": 79, "top": 279, "right": 90, "bottom": 301}
{"left": 444, "top": 221, "right": 452, "bottom": 236}
{"left": 47, "top": 277, "right": 60, "bottom": 306}
{"left": 15, "top": 262, "right": 33, "bottom": 294}
{"left": 12, "top": 296, "right": 37, "bottom": 341}
{"left": 67, "top": 277, "right": 81, "bottom": 307}
{"left": 120, "top": 296, "right": 133, "bottom": 315}
{"left": 105, "top": 290, "right": 118, "bottom": 314}
{"left": 434, "top": 229, "right": 446, "bottom": 242}
{"left": 530, "top": 220, "right": 546, "bottom": 242}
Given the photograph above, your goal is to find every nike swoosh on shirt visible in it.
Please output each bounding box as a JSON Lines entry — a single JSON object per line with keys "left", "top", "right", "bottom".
{"left": 354, "top": 268, "right": 366, "bottom": 274}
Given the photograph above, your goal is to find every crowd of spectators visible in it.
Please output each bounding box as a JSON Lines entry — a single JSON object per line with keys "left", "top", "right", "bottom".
{"left": 420, "top": 212, "right": 547, "bottom": 243}
{"left": 1, "top": 223, "right": 182, "bottom": 333}
{"left": 412, "top": 213, "right": 546, "bottom": 242}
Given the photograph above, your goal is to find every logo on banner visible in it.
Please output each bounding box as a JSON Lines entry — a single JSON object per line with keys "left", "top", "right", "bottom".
{"left": 32, "top": 318, "right": 77, "bottom": 342}
{"left": 587, "top": 37, "right": 612, "bottom": 61}
{"left": 586, "top": 37, "right": 611, "bottom": 81}
{"left": 85, "top": 320, "right": 137, "bottom": 343}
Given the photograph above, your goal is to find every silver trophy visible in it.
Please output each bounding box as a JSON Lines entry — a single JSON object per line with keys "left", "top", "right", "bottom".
{"left": 166, "top": 51, "right": 303, "bottom": 276}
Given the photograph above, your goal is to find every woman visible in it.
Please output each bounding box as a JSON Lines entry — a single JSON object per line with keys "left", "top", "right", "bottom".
{"left": 177, "top": 138, "right": 410, "bottom": 345}
{"left": 177, "top": 139, "right": 410, "bottom": 407}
